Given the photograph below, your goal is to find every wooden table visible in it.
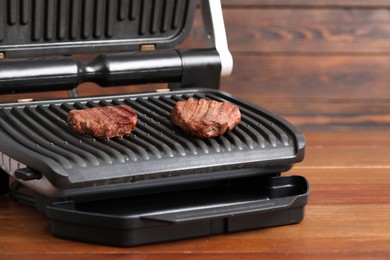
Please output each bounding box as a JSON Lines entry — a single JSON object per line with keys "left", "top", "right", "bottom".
{"left": 1, "top": 99, "right": 389, "bottom": 259}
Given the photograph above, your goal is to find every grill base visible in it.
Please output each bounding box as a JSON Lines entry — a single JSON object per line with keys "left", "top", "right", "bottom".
{"left": 2, "top": 89, "right": 309, "bottom": 247}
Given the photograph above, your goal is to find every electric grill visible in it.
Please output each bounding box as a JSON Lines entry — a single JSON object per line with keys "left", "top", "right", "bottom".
{"left": 0, "top": 0, "right": 309, "bottom": 246}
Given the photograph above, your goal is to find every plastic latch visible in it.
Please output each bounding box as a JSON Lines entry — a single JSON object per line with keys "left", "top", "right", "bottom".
{"left": 14, "top": 168, "right": 42, "bottom": 181}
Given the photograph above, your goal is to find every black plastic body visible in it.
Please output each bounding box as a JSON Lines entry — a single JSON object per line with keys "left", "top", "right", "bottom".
{"left": 46, "top": 175, "right": 309, "bottom": 246}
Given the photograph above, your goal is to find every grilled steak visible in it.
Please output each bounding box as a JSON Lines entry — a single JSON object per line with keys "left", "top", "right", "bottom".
{"left": 171, "top": 98, "right": 241, "bottom": 139}
{"left": 67, "top": 105, "right": 138, "bottom": 139}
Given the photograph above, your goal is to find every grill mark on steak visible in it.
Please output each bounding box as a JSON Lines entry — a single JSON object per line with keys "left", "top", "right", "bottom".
{"left": 188, "top": 99, "right": 209, "bottom": 131}
{"left": 171, "top": 98, "right": 241, "bottom": 139}
{"left": 67, "top": 105, "right": 138, "bottom": 139}
{"left": 205, "top": 101, "right": 229, "bottom": 133}
{"left": 181, "top": 98, "right": 198, "bottom": 123}
{"left": 214, "top": 101, "right": 240, "bottom": 130}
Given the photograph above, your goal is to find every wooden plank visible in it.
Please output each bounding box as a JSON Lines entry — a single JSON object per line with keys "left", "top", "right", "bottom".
{"left": 222, "top": 0, "right": 390, "bottom": 8}
{"left": 301, "top": 146, "right": 390, "bottom": 168}
{"left": 220, "top": 55, "right": 390, "bottom": 99}
{"left": 241, "top": 98, "right": 390, "bottom": 129}
{"left": 184, "top": 8, "right": 390, "bottom": 53}
{"left": 304, "top": 131, "right": 390, "bottom": 146}
{"left": 1, "top": 198, "right": 389, "bottom": 255}
{"left": 246, "top": 98, "right": 390, "bottom": 116}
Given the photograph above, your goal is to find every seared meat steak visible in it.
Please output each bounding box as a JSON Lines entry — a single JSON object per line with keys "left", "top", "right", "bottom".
{"left": 67, "top": 105, "right": 138, "bottom": 139}
{"left": 171, "top": 98, "right": 241, "bottom": 139}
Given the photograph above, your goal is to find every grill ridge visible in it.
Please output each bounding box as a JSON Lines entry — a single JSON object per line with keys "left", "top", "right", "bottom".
{"left": 27, "top": 106, "right": 99, "bottom": 167}
{"left": 41, "top": 106, "right": 106, "bottom": 165}
{"left": 98, "top": 99, "right": 172, "bottom": 158}
{"left": 21, "top": 0, "right": 31, "bottom": 25}
{"left": 7, "top": 0, "right": 18, "bottom": 25}
{"left": 57, "top": 0, "right": 68, "bottom": 40}
{"left": 205, "top": 93, "right": 284, "bottom": 147}
{"left": 127, "top": 132, "right": 162, "bottom": 159}
{"left": 0, "top": 108, "right": 73, "bottom": 169}
{"left": 32, "top": 0, "right": 43, "bottom": 41}
{"left": 93, "top": 0, "right": 105, "bottom": 38}
{"left": 99, "top": 99, "right": 179, "bottom": 158}
{"left": 45, "top": 0, "right": 56, "bottom": 41}
{"left": 125, "top": 98, "right": 198, "bottom": 155}
{"left": 230, "top": 126, "right": 254, "bottom": 150}
{"left": 129, "top": 0, "right": 139, "bottom": 21}
{"left": 135, "top": 119, "right": 175, "bottom": 158}
{"left": 70, "top": 0, "right": 81, "bottom": 39}
{"left": 82, "top": 0, "right": 93, "bottom": 39}
{"left": 58, "top": 103, "right": 129, "bottom": 164}
{"left": 114, "top": 137, "right": 149, "bottom": 161}
{"left": 105, "top": 0, "right": 116, "bottom": 37}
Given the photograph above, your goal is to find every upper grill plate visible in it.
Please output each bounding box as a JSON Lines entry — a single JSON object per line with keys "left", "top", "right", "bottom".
{"left": 0, "top": 0, "right": 196, "bottom": 57}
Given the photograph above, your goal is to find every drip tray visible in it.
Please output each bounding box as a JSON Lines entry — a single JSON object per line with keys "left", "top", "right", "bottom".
{"left": 46, "top": 175, "right": 309, "bottom": 246}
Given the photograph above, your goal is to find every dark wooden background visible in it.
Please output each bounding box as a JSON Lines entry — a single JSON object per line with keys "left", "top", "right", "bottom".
{"left": 1, "top": 0, "right": 390, "bottom": 131}
{"left": 217, "top": 0, "right": 390, "bottom": 131}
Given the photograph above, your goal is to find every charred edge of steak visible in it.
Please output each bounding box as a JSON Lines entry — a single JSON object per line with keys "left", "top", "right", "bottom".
{"left": 171, "top": 98, "right": 241, "bottom": 139}
{"left": 67, "top": 105, "right": 138, "bottom": 139}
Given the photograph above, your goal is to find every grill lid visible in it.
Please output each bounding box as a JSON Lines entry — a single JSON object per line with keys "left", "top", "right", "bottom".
{"left": 0, "top": 89, "right": 305, "bottom": 190}
{"left": 0, "top": 0, "right": 196, "bottom": 58}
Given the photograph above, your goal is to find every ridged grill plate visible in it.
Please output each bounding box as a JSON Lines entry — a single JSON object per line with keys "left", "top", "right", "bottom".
{"left": 0, "top": 0, "right": 195, "bottom": 57}
{"left": 0, "top": 89, "right": 305, "bottom": 189}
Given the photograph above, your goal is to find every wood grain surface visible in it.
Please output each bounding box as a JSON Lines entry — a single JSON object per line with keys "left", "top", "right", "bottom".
{"left": 1, "top": 0, "right": 390, "bottom": 259}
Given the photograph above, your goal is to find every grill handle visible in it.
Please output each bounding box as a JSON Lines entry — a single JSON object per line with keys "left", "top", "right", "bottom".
{"left": 0, "top": 48, "right": 221, "bottom": 94}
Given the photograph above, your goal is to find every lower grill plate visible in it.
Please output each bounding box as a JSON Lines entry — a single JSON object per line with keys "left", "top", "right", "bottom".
{"left": 0, "top": 89, "right": 305, "bottom": 193}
